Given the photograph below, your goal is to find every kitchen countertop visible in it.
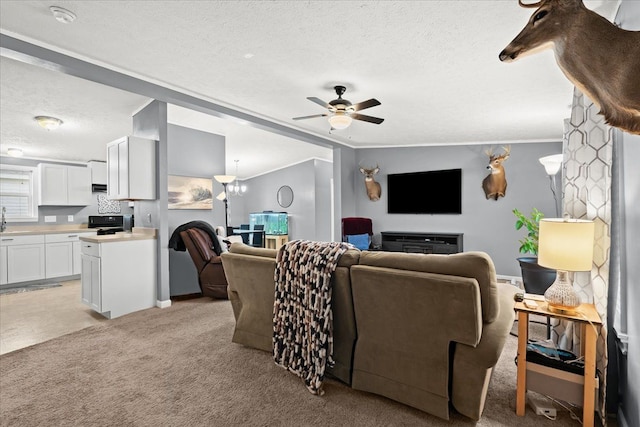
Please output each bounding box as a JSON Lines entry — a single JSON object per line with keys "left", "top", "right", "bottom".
{"left": 0, "top": 224, "right": 95, "bottom": 236}
{"left": 79, "top": 227, "right": 157, "bottom": 243}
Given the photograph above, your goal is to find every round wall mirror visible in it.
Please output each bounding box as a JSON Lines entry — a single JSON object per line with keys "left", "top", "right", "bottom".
{"left": 277, "top": 185, "right": 294, "bottom": 208}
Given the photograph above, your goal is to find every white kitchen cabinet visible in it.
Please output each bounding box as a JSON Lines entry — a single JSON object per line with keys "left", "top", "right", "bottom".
{"left": 80, "top": 237, "right": 156, "bottom": 319}
{"left": 106, "top": 136, "right": 156, "bottom": 200}
{"left": 0, "top": 246, "right": 7, "bottom": 285}
{"left": 1, "top": 235, "right": 45, "bottom": 283}
{"left": 88, "top": 161, "right": 107, "bottom": 185}
{"left": 45, "top": 241, "right": 73, "bottom": 278}
{"left": 37, "top": 163, "right": 92, "bottom": 206}
{"left": 44, "top": 232, "right": 96, "bottom": 279}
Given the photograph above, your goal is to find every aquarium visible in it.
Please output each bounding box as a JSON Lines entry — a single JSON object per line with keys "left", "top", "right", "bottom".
{"left": 249, "top": 211, "right": 288, "bottom": 235}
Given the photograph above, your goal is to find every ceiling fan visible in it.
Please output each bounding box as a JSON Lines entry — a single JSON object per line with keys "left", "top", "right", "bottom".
{"left": 292, "top": 85, "right": 384, "bottom": 130}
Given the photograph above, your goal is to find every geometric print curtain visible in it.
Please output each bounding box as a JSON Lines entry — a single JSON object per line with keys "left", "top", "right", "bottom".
{"left": 558, "top": 87, "right": 612, "bottom": 422}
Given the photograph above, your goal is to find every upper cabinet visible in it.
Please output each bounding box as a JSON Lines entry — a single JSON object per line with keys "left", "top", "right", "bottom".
{"left": 107, "top": 136, "right": 156, "bottom": 200}
{"left": 88, "top": 161, "right": 107, "bottom": 185}
{"left": 37, "top": 163, "right": 92, "bottom": 206}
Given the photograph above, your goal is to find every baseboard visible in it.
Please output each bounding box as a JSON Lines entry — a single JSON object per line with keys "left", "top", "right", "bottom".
{"left": 496, "top": 274, "right": 522, "bottom": 287}
{"left": 156, "top": 299, "right": 172, "bottom": 309}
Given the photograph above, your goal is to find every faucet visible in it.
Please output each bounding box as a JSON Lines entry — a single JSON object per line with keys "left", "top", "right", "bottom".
{"left": 1, "top": 207, "right": 6, "bottom": 232}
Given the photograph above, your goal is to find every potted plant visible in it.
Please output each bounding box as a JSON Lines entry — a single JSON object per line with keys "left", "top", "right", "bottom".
{"left": 513, "top": 208, "right": 556, "bottom": 294}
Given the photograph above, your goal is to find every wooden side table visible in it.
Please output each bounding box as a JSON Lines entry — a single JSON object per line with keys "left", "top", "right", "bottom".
{"left": 514, "top": 301, "right": 602, "bottom": 427}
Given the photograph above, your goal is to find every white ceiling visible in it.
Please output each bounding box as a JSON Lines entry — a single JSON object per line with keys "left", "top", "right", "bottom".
{"left": 0, "top": 1, "right": 620, "bottom": 178}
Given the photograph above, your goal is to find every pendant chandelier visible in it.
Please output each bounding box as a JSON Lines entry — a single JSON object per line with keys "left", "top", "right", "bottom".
{"left": 229, "top": 160, "right": 247, "bottom": 196}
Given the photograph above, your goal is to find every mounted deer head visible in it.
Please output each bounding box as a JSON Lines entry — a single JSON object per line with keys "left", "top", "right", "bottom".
{"left": 482, "top": 146, "right": 510, "bottom": 200}
{"left": 499, "top": 0, "right": 640, "bottom": 135}
{"left": 359, "top": 165, "right": 382, "bottom": 202}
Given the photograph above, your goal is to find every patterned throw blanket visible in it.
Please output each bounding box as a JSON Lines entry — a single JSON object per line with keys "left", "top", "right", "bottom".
{"left": 273, "top": 240, "right": 352, "bottom": 395}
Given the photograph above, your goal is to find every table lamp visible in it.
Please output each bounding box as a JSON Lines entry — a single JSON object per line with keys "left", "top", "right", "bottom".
{"left": 538, "top": 218, "right": 595, "bottom": 314}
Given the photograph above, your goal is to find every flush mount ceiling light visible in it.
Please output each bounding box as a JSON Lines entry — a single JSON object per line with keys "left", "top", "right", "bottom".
{"left": 7, "top": 148, "right": 23, "bottom": 157}
{"left": 34, "top": 116, "right": 63, "bottom": 130}
{"left": 50, "top": 6, "right": 76, "bottom": 24}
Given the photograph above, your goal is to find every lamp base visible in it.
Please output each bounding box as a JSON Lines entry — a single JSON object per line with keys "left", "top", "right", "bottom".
{"left": 543, "top": 270, "right": 580, "bottom": 314}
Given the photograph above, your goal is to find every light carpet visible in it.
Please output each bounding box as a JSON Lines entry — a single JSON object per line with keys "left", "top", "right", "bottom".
{"left": 0, "top": 298, "right": 579, "bottom": 426}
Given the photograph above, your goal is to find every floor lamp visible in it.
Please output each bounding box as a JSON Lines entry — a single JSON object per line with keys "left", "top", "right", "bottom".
{"left": 214, "top": 174, "right": 235, "bottom": 233}
{"left": 538, "top": 154, "right": 563, "bottom": 217}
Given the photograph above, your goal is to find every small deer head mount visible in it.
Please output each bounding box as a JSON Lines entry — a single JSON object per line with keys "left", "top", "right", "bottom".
{"left": 359, "top": 165, "right": 382, "bottom": 202}
{"left": 482, "top": 146, "right": 510, "bottom": 200}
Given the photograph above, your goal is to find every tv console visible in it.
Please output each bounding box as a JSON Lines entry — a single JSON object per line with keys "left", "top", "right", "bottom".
{"left": 381, "top": 231, "right": 463, "bottom": 254}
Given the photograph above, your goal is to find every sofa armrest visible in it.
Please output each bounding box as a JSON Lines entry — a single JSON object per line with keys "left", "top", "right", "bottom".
{"left": 451, "top": 282, "right": 518, "bottom": 420}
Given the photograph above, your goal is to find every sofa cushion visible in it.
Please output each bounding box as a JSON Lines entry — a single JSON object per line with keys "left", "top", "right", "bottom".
{"left": 358, "top": 251, "right": 499, "bottom": 323}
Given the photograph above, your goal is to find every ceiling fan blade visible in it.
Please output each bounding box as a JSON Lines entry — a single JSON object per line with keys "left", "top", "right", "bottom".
{"left": 307, "top": 97, "right": 330, "bottom": 109}
{"left": 292, "top": 113, "right": 328, "bottom": 121}
{"left": 351, "top": 113, "right": 384, "bottom": 124}
{"left": 352, "top": 98, "right": 381, "bottom": 111}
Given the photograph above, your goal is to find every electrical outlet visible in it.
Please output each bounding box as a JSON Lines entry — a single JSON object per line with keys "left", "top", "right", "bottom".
{"left": 67, "top": 215, "right": 74, "bottom": 222}
{"left": 44, "top": 216, "right": 56, "bottom": 223}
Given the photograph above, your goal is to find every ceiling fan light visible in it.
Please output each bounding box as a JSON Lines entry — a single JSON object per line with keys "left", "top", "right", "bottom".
{"left": 34, "top": 116, "right": 63, "bottom": 130}
{"left": 328, "top": 113, "right": 352, "bottom": 130}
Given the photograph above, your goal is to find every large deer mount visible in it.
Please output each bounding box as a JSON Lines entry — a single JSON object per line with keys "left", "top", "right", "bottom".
{"left": 359, "top": 165, "right": 382, "bottom": 202}
{"left": 500, "top": 0, "right": 640, "bottom": 135}
{"left": 482, "top": 146, "right": 510, "bottom": 200}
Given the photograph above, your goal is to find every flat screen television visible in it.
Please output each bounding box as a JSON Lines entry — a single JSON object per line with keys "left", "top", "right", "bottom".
{"left": 387, "top": 168, "right": 462, "bottom": 214}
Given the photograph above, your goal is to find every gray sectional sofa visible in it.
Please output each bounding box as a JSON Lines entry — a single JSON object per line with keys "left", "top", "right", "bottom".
{"left": 220, "top": 242, "right": 517, "bottom": 420}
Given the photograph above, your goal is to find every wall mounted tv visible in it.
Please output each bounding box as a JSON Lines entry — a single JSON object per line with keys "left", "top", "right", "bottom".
{"left": 387, "top": 168, "right": 462, "bottom": 214}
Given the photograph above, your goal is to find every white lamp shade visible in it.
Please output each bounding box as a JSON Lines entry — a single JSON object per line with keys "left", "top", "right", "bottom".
{"left": 538, "top": 218, "right": 595, "bottom": 271}
{"left": 538, "top": 154, "right": 563, "bottom": 176}
{"left": 328, "top": 113, "right": 352, "bottom": 130}
{"left": 216, "top": 191, "right": 226, "bottom": 201}
{"left": 214, "top": 175, "right": 235, "bottom": 184}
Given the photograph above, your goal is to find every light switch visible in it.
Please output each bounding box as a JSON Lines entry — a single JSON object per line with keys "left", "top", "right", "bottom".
{"left": 68, "top": 215, "right": 74, "bottom": 222}
{"left": 44, "top": 216, "right": 56, "bottom": 223}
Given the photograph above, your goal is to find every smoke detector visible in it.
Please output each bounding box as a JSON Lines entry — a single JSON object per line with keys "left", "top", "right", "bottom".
{"left": 50, "top": 6, "right": 76, "bottom": 24}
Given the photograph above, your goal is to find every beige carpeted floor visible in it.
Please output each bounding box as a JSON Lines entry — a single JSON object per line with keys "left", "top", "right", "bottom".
{"left": 0, "top": 298, "right": 581, "bottom": 426}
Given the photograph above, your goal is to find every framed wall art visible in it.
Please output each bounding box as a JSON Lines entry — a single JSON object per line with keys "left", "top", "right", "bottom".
{"left": 167, "top": 175, "right": 213, "bottom": 210}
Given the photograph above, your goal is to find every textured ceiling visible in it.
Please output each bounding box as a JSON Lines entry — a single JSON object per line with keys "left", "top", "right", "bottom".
{"left": 0, "top": 0, "right": 620, "bottom": 178}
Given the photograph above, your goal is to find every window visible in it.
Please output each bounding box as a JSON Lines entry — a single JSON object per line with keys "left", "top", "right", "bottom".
{"left": 0, "top": 165, "right": 38, "bottom": 222}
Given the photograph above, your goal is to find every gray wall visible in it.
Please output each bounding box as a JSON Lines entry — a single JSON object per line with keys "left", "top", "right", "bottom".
{"left": 314, "top": 159, "right": 333, "bottom": 242}
{"left": 167, "top": 124, "right": 226, "bottom": 296}
{"left": 132, "top": 100, "right": 170, "bottom": 302}
{"left": 0, "top": 156, "right": 133, "bottom": 226}
{"left": 230, "top": 159, "right": 332, "bottom": 242}
{"left": 354, "top": 142, "right": 562, "bottom": 276}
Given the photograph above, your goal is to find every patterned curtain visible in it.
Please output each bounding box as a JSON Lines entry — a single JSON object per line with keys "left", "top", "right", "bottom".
{"left": 555, "top": 88, "right": 612, "bottom": 422}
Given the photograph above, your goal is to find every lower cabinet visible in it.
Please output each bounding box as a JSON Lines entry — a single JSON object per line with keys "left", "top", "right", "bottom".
{"left": 0, "top": 246, "right": 7, "bottom": 285}
{"left": 1, "top": 235, "right": 46, "bottom": 283}
{"left": 45, "top": 232, "right": 96, "bottom": 279}
{"left": 80, "top": 238, "right": 156, "bottom": 319}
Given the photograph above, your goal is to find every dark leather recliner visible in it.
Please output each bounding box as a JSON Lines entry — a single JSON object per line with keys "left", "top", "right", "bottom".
{"left": 180, "top": 228, "right": 228, "bottom": 299}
